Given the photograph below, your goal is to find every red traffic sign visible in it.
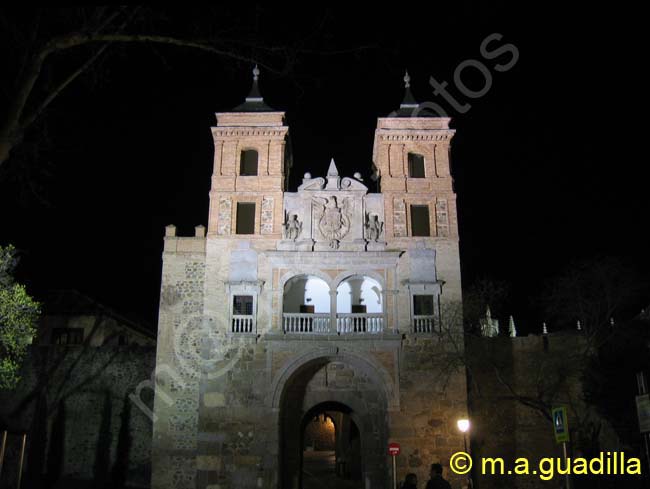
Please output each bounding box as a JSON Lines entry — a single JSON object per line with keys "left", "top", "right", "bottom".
{"left": 388, "top": 442, "right": 400, "bottom": 456}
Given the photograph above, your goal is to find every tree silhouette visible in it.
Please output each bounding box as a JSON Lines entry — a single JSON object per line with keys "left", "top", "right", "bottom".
{"left": 25, "top": 392, "right": 47, "bottom": 489}
{"left": 110, "top": 394, "right": 131, "bottom": 488}
{"left": 93, "top": 391, "right": 112, "bottom": 486}
{"left": 0, "top": 6, "right": 373, "bottom": 173}
{"left": 45, "top": 400, "right": 65, "bottom": 488}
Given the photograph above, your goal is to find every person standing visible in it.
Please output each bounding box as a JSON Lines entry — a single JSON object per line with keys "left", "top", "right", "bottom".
{"left": 425, "top": 463, "right": 452, "bottom": 489}
{"left": 402, "top": 472, "right": 418, "bottom": 489}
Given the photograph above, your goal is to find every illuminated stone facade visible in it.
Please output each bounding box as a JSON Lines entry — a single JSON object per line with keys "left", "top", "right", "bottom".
{"left": 151, "top": 73, "right": 467, "bottom": 489}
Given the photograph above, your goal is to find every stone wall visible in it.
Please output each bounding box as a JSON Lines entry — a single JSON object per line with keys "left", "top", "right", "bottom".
{"left": 0, "top": 325, "right": 612, "bottom": 489}
{"left": 0, "top": 344, "right": 156, "bottom": 489}
{"left": 391, "top": 334, "right": 469, "bottom": 488}
{"left": 466, "top": 331, "right": 617, "bottom": 489}
{"left": 151, "top": 236, "right": 205, "bottom": 489}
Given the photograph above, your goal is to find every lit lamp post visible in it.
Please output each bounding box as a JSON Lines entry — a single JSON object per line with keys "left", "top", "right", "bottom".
{"left": 457, "top": 419, "right": 473, "bottom": 488}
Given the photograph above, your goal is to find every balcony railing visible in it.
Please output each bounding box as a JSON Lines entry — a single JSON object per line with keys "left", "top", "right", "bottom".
{"left": 413, "top": 315, "right": 435, "bottom": 333}
{"left": 282, "top": 313, "right": 385, "bottom": 334}
{"left": 232, "top": 315, "right": 255, "bottom": 333}
{"left": 336, "top": 313, "right": 384, "bottom": 334}
{"left": 283, "top": 313, "right": 331, "bottom": 333}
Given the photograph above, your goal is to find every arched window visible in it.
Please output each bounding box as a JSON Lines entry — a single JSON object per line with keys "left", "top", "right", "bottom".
{"left": 240, "top": 149, "right": 259, "bottom": 176}
{"left": 407, "top": 152, "right": 425, "bottom": 178}
{"left": 283, "top": 275, "right": 330, "bottom": 314}
{"left": 336, "top": 276, "right": 383, "bottom": 314}
{"left": 282, "top": 275, "right": 331, "bottom": 333}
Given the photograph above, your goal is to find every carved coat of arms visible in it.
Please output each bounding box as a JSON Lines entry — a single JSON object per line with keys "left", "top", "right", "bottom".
{"left": 313, "top": 196, "right": 351, "bottom": 249}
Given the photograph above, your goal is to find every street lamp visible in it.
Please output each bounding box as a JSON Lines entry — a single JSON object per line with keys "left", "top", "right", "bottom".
{"left": 457, "top": 418, "right": 473, "bottom": 488}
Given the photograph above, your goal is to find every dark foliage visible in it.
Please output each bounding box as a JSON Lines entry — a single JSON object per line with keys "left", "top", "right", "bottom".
{"left": 93, "top": 391, "right": 112, "bottom": 485}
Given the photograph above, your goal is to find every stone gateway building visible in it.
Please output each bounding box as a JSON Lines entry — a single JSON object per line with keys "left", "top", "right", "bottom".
{"left": 151, "top": 70, "right": 468, "bottom": 489}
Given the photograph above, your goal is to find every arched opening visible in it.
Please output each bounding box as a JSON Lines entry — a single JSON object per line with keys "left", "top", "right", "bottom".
{"left": 336, "top": 276, "right": 383, "bottom": 333}
{"left": 240, "top": 149, "right": 259, "bottom": 176}
{"left": 278, "top": 355, "right": 389, "bottom": 489}
{"left": 283, "top": 275, "right": 331, "bottom": 333}
{"left": 301, "top": 402, "right": 362, "bottom": 489}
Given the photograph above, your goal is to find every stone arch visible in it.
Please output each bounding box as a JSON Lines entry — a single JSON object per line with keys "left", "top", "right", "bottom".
{"left": 332, "top": 270, "right": 386, "bottom": 290}
{"left": 279, "top": 272, "right": 335, "bottom": 333}
{"left": 279, "top": 269, "right": 335, "bottom": 290}
{"left": 300, "top": 401, "right": 362, "bottom": 482}
{"left": 282, "top": 274, "right": 332, "bottom": 314}
{"left": 269, "top": 347, "right": 398, "bottom": 410}
{"left": 335, "top": 275, "right": 384, "bottom": 314}
{"left": 276, "top": 351, "right": 393, "bottom": 488}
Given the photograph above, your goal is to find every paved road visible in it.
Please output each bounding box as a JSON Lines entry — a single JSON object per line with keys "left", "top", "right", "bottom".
{"left": 302, "top": 451, "right": 363, "bottom": 489}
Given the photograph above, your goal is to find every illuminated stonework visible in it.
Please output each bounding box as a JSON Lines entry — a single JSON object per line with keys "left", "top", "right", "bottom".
{"left": 151, "top": 72, "right": 466, "bottom": 489}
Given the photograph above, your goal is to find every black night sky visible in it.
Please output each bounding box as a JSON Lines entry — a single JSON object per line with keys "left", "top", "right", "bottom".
{"left": 1, "top": 5, "right": 647, "bottom": 331}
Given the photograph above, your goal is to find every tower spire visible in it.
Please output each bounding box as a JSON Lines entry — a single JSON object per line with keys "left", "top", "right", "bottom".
{"left": 400, "top": 71, "right": 418, "bottom": 109}
{"left": 233, "top": 64, "right": 275, "bottom": 112}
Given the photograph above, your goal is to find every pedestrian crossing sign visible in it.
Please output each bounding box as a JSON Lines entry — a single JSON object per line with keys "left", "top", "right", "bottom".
{"left": 552, "top": 406, "right": 569, "bottom": 443}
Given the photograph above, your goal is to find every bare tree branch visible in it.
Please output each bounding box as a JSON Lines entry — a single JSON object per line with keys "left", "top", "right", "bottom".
{"left": 0, "top": 13, "right": 281, "bottom": 168}
{"left": 21, "top": 44, "right": 110, "bottom": 129}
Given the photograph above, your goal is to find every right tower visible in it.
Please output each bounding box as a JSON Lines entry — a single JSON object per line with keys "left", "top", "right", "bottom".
{"left": 373, "top": 73, "right": 461, "bottom": 306}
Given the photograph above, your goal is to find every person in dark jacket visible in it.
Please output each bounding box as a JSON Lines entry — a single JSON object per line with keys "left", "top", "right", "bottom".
{"left": 425, "top": 463, "right": 451, "bottom": 489}
{"left": 402, "top": 472, "right": 418, "bottom": 489}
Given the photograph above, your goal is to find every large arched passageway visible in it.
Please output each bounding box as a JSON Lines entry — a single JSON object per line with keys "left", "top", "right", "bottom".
{"left": 277, "top": 354, "right": 390, "bottom": 489}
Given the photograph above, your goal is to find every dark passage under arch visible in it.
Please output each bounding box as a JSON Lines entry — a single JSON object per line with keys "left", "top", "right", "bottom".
{"left": 301, "top": 402, "right": 362, "bottom": 489}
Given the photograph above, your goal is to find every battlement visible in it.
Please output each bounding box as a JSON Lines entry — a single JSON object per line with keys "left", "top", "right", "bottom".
{"left": 162, "top": 224, "right": 206, "bottom": 253}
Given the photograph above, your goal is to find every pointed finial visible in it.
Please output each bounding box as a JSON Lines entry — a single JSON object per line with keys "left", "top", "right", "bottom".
{"left": 576, "top": 320, "right": 582, "bottom": 331}
{"left": 404, "top": 70, "right": 411, "bottom": 88}
{"left": 327, "top": 158, "right": 339, "bottom": 177}
{"left": 542, "top": 322, "right": 548, "bottom": 335}
{"left": 253, "top": 64, "right": 260, "bottom": 81}
{"left": 508, "top": 316, "right": 517, "bottom": 338}
{"left": 486, "top": 305, "right": 492, "bottom": 318}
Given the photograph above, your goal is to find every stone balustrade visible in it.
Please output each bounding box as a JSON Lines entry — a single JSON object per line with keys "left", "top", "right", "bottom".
{"left": 282, "top": 313, "right": 331, "bottom": 333}
{"left": 336, "top": 313, "right": 384, "bottom": 333}
{"left": 232, "top": 315, "right": 255, "bottom": 333}
{"left": 413, "top": 315, "right": 435, "bottom": 333}
{"left": 281, "top": 313, "right": 386, "bottom": 334}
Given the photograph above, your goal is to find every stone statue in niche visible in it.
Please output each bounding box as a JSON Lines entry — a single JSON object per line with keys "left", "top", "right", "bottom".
{"left": 365, "top": 213, "right": 384, "bottom": 241}
{"left": 283, "top": 212, "right": 303, "bottom": 240}
{"left": 313, "top": 195, "right": 351, "bottom": 249}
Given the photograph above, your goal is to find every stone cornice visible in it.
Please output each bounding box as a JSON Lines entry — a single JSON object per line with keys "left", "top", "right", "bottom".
{"left": 376, "top": 130, "right": 455, "bottom": 142}
{"left": 262, "top": 250, "right": 402, "bottom": 267}
{"left": 212, "top": 127, "right": 288, "bottom": 139}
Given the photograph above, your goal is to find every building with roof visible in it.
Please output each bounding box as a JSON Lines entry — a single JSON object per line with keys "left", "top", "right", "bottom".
{"left": 38, "top": 289, "right": 155, "bottom": 347}
{"left": 150, "top": 68, "right": 466, "bottom": 489}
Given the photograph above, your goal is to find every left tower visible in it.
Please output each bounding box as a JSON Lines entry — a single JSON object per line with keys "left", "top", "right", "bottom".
{"left": 151, "top": 67, "right": 290, "bottom": 489}
{"left": 207, "top": 65, "right": 290, "bottom": 239}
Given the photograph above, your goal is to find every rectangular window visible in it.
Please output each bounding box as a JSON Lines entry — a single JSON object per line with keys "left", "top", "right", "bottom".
{"left": 410, "top": 205, "right": 430, "bottom": 236}
{"left": 240, "top": 150, "right": 259, "bottom": 176}
{"left": 408, "top": 153, "right": 426, "bottom": 178}
{"left": 233, "top": 295, "right": 254, "bottom": 315}
{"left": 52, "top": 328, "right": 84, "bottom": 345}
{"left": 413, "top": 295, "right": 434, "bottom": 316}
{"left": 236, "top": 202, "right": 256, "bottom": 234}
